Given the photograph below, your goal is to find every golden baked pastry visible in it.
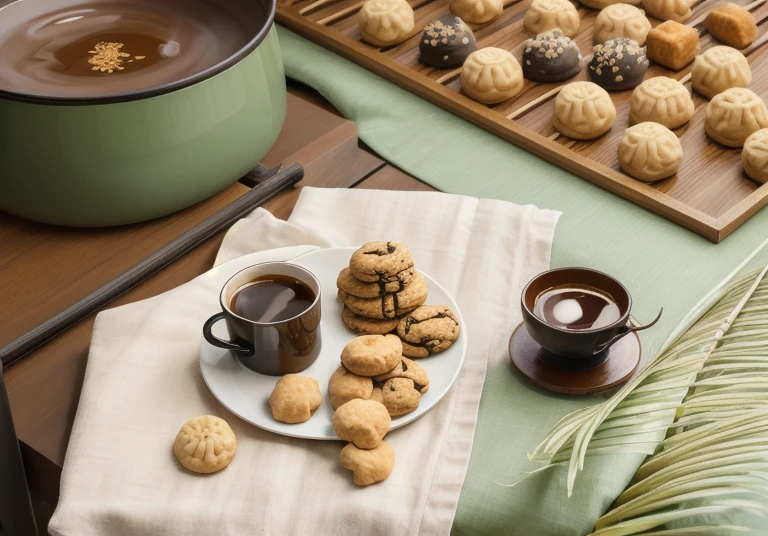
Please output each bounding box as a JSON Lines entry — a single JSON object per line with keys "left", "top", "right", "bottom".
{"left": 328, "top": 366, "right": 374, "bottom": 410}
{"left": 269, "top": 374, "right": 323, "bottom": 424}
{"left": 332, "top": 399, "right": 391, "bottom": 449}
{"left": 461, "top": 48, "right": 523, "bottom": 104}
{"left": 449, "top": 0, "right": 503, "bottom": 24}
{"left": 594, "top": 4, "right": 651, "bottom": 45}
{"left": 358, "top": 0, "right": 415, "bottom": 47}
{"left": 380, "top": 377, "right": 422, "bottom": 416}
{"left": 692, "top": 46, "right": 751, "bottom": 99}
{"left": 618, "top": 122, "right": 682, "bottom": 182}
{"left": 340, "top": 441, "right": 395, "bottom": 486}
{"left": 742, "top": 129, "right": 768, "bottom": 183}
{"left": 553, "top": 81, "right": 617, "bottom": 140}
{"left": 645, "top": 20, "right": 699, "bottom": 71}
{"left": 641, "top": 0, "right": 692, "bottom": 22}
{"left": 705, "top": 3, "right": 757, "bottom": 50}
{"left": 341, "top": 334, "right": 403, "bottom": 377}
{"left": 524, "top": 0, "right": 581, "bottom": 37}
{"left": 630, "top": 77, "right": 694, "bottom": 129}
{"left": 374, "top": 357, "right": 430, "bottom": 394}
{"left": 173, "top": 415, "right": 237, "bottom": 474}
{"left": 705, "top": 88, "right": 768, "bottom": 148}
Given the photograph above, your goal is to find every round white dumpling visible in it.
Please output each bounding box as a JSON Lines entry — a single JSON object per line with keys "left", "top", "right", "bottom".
{"left": 553, "top": 81, "right": 617, "bottom": 139}
{"left": 461, "top": 47, "right": 523, "bottom": 104}
{"left": 641, "top": 0, "right": 692, "bottom": 22}
{"left": 630, "top": 77, "right": 694, "bottom": 129}
{"left": 581, "top": 0, "right": 640, "bottom": 8}
{"left": 594, "top": 4, "right": 651, "bottom": 45}
{"left": 618, "top": 122, "right": 682, "bottom": 182}
{"left": 359, "top": 0, "right": 415, "bottom": 47}
{"left": 692, "top": 46, "right": 751, "bottom": 99}
{"left": 450, "top": 0, "right": 503, "bottom": 24}
{"left": 524, "top": 0, "right": 581, "bottom": 37}
{"left": 706, "top": 88, "right": 768, "bottom": 148}
{"left": 743, "top": 129, "right": 768, "bottom": 184}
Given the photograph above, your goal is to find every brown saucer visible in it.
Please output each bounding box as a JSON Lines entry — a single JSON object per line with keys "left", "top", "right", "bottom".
{"left": 509, "top": 322, "right": 641, "bottom": 395}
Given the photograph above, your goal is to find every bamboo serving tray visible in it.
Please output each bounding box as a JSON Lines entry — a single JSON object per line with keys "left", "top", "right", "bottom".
{"left": 277, "top": 0, "right": 768, "bottom": 242}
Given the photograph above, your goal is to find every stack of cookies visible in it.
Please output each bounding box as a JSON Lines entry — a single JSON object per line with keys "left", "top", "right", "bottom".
{"left": 338, "top": 242, "right": 428, "bottom": 335}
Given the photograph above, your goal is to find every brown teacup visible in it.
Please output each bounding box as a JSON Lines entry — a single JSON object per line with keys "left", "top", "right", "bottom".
{"left": 203, "top": 262, "right": 322, "bottom": 376}
{"left": 521, "top": 268, "right": 661, "bottom": 368}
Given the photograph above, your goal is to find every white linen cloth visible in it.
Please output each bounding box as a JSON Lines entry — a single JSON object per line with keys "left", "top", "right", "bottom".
{"left": 49, "top": 187, "right": 559, "bottom": 536}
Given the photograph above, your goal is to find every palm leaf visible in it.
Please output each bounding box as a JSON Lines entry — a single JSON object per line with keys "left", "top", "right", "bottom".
{"left": 529, "top": 240, "right": 768, "bottom": 533}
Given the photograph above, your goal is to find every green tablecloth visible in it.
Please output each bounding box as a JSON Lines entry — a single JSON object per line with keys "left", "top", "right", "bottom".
{"left": 278, "top": 27, "right": 767, "bottom": 535}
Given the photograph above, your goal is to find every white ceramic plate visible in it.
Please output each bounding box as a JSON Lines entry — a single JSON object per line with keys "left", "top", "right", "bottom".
{"left": 200, "top": 247, "right": 466, "bottom": 440}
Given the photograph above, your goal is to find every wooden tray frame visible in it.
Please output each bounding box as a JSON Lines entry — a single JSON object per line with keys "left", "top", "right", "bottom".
{"left": 277, "top": 0, "right": 768, "bottom": 242}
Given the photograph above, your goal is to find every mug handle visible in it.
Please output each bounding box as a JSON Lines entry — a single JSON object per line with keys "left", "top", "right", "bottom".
{"left": 203, "top": 313, "right": 253, "bottom": 355}
{"left": 592, "top": 308, "right": 663, "bottom": 355}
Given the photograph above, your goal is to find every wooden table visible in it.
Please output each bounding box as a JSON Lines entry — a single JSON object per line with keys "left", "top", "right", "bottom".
{"left": 0, "top": 82, "right": 435, "bottom": 511}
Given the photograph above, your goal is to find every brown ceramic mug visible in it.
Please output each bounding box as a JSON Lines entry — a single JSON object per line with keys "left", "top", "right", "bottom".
{"left": 521, "top": 268, "right": 661, "bottom": 368}
{"left": 203, "top": 262, "right": 322, "bottom": 376}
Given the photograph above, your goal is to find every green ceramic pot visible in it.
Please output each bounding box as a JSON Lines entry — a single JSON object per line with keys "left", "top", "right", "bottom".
{"left": 0, "top": 0, "right": 285, "bottom": 227}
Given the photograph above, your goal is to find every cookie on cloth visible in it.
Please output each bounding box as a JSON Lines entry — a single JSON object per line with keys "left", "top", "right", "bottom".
{"left": 342, "top": 307, "right": 400, "bottom": 335}
{"left": 340, "top": 441, "right": 395, "bottom": 486}
{"left": 341, "top": 334, "right": 402, "bottom": 377}
{"left": 269, "top": 374, "right": 322, "bottom": 424}
{"left": 380, "top": 378, "right": 421, "bottom": 416}
{"left": 349, "top": 242, "right": 414, "bottom": 283}
{"left": 339, "top": 272, "right": 428, "bottom": 320}
{"left": 329, "top": 366, "right": 374, "bottom": 410}
{"left": 332, "top": 399, "right": 391, "bottom": 449}
{"left": 374, "top": 357, "right": 430, "bottom": 394}
{"left": 397, "top": 305, "right": 461, "bottom": 358}
{"left": 173, "top": 415, "right": 237, "bottom": 474}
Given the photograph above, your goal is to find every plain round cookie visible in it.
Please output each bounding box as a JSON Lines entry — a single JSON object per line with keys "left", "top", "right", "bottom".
{"left": 630, "top": 77, "right": 693, "bottom": 129}
{"left": 173, "top": 415, "right": 237, "bottom": 474}
{"left": 397, "top": 305, "right": 461, "bottom": 358}
{"left": 524, "top": 0, "right": 581, "bottom": 37}
{"left": 461, "top": 48, "right": 523, "bottom": 104}
{"left": 375, "top": 357, "right": 430, "bottom": 393}
{"left": 340, "top": 441, "right": 395, "bottom": 486}
{"left": 341, "top": 334, "right": 403, "bottom": 376}
{"left": 342, "top": 307, "right": 401, "bottom": 335}
{"left": 269, "top": 374, "right": 323, "bottom": 424}
{"left": 332, "top": 399, "right": 391, "bottom": 449}
{"left": 380, "top": 378, "right": 422, "bottom": 416}
{"left": 339, "top": 272, "right": 428, "bottom": 320}
{"left": 705, "top": 88, "right": 768, "bottom": 148}
{"left": 329, "top": 366, "right": 374, "bottom": 410}
{"left": 618, "top": 122, "right": 682, "bottom": 182}
{"left": 359, "top": 0, "right": 414, "bottom": 47}
{"left": 349, "top": 242, "right": 414, "bottom": 282}
{"left": 692, "top": 46, "right": 751, "bottom": 99}
{"left": 743, "top": 128, "right": 768, "bottom": 183}
{"left": 594, "top": 4, "right": 651, "bottom": 45}
{"left": 553, "top": 82, "right": 617, "bottom": 140}
{"left": 449, "top": 0, "right": 503, "bottom": 24}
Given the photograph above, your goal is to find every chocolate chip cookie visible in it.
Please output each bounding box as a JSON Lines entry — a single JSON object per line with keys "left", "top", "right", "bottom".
{"left": 397, "top": 305, "right": 461, "bottom": 358}
{"left": 339, "top": 272, "right": 428, "bottom": 320}
{"left": 340, "top": 440, "right": 395, "bottom": 486}
{"left": 380, "top": 377, "right": 421, "bottom": 416}
{"left": 332, "top": 399, "right": 391, "bottom": 449}
{"left": 375, "top": 357, "right": 430, "bottom": 394}
{"left": 337, "top": 267, "right": 414, "bottom": 297}
{"left": 328, "top": 366, "right": 374, "bottom": 410}
{"left": 341, "top": 334, "right": 403, "bottom": 377}
{"left": 349, "top": 242, "right": 414, "bottom": 283}
{"left": 342, "top": 307, "right": 400, "bottom": 335}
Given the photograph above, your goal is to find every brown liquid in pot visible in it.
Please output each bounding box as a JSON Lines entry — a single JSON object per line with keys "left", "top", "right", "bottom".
{"left": 0, "top": 0, "right": 252, "bottom": 98}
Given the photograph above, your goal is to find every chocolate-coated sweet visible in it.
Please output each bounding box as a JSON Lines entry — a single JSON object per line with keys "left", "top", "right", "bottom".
{"left": 588, "top": 37, "right": 648, "bottom": 91}
{"left": 418, "top": 14, "right": 477, "bottom": 68}
{"left": 522, "top": 30, "right": 583, "bottom": 83}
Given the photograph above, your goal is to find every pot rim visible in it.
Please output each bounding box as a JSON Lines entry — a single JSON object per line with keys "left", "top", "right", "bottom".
{"left": 0, "top": 0, "right": 276, "bottom": 106}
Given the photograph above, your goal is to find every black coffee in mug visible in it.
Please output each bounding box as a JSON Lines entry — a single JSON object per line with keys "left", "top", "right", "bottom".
{"left": 230, "top": 275, "right": 315, "bottom": 323}
{"left": 533, "top": 284, "right": 621, "bottom": 330}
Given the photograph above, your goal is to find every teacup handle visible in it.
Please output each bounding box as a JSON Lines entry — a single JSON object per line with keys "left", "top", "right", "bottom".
{"left": 203, "top": 313, "right": 253, "bottom": 355}
{"left": 592, "top": 308, "right": 663, "bottom": 355}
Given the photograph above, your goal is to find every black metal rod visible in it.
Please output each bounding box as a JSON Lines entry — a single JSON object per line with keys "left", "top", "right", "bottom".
{"left": 0, "top": 162, "right": 304, "bottom": 368}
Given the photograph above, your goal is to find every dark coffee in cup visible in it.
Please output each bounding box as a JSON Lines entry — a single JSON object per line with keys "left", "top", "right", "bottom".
{"left": 533, "top": 285, "right": 621, "bottom": 331}
{"left": 231, "top": 275, "right": 315, "bottom": 323}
